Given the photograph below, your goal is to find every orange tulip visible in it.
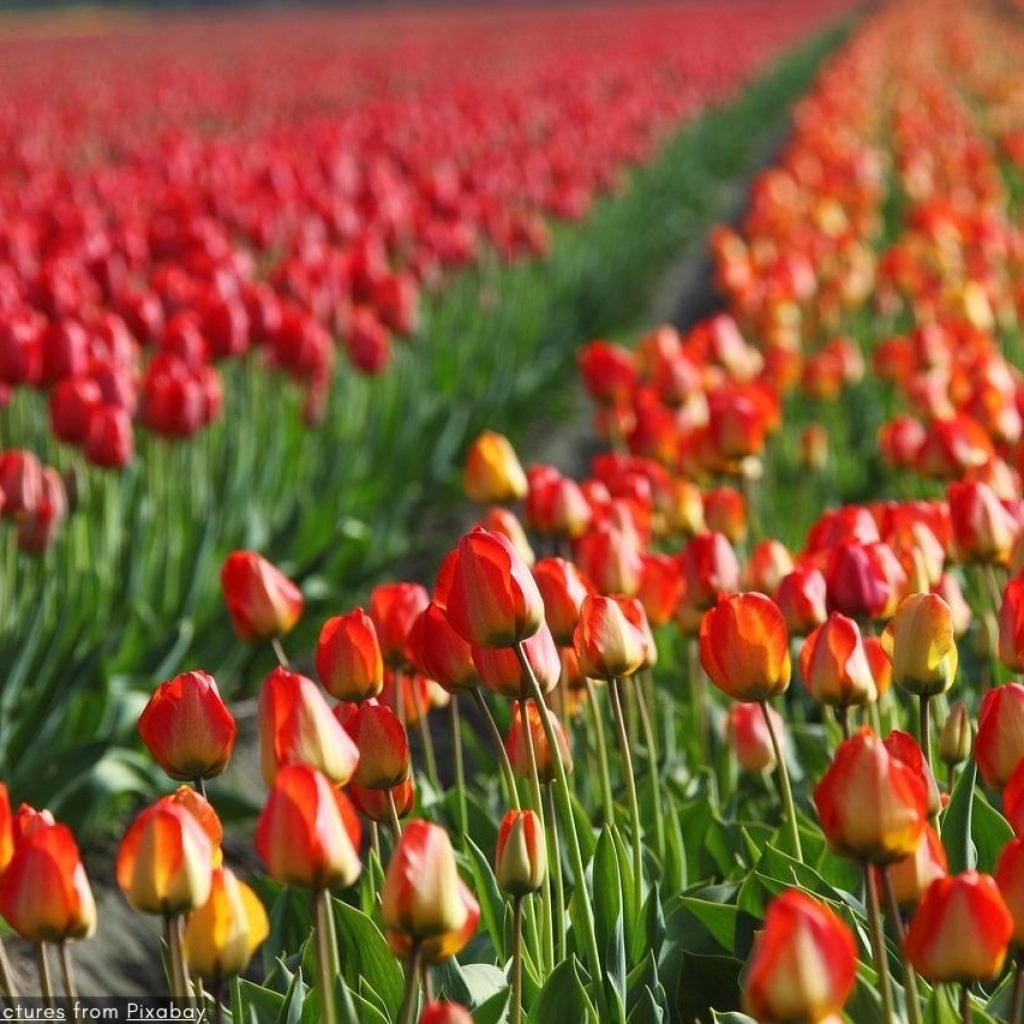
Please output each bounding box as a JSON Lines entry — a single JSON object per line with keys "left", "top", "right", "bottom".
{"left": 445, "top": 530, "right": 544, "bottom": 648}
{"left": 350, "top": 778, "right": 415, "bottom": 824}
{"left": 999, "top": 576, "right": 1024, "bottom": 673}
{"left": 574, "top": 524, "right": 643, "bottom": 597}
{"left": 255, "top": 764, "right": 362, "bottom": 890}
{"left": 1005, "top": 759, "right": 1024, "bottom": 837}
{"left": 370, "top": 582, "right": 430, "bottom": 669}
{"left": 184, "top": 867, "right": 269, "bottom": 980}
{"left": 775, "top": 566, "right": 828, "bottom": 636}
{"left": 727, "top": 702, "right": 782, "bottom": 773}
{"left": 137, "top": 670, "right": 237, "bottom": 781}
{"left": 463, "top": 430, "right": 527, "bottom": 505}
{"left": 974, "top": 683, "right": 1024, "bottom": 788}
{"left": 813, "top": 728, "right": 928, "bottom": 863}
{"left": 880, "top": 593, "right": 958, "bottom": 697}
{"left": 742, "top": 890, "right": 856, "bottom": 1024}
{"left": 636, "top": 552, "right": 682, "bottom": 627}
{"left": 905, "top": 872, "right": 1013, "bottom": 983}
{"left": 407, "top": 602, "right": 477, "bottom": 693}
{"left": 873, "top": 824, "right": 948, "bottom": 910}
{"left": 0, "top": 823, "right": 95, "bottom": 942}
{"left": 342, "top": 703, "right": 410, "bottom": 789}
{"left": 315, "top": 609, "right": 384, "bottom": 702}
{"left": 476, "top": 507, "right": 535, "bottom": 567}
{"left": 799, "top": 613, "right": 877, "bottom": 707}
{"left": 533, "top": 558, "right": 593, "bottom": 646}
{"left": 573, "top": 594, "right": 648, "bottom": 681}
{"left": 494, "top": 810, "right": 546, "bottom": 897}
{"left": 116, "top": 801, "right": 214, "bottom": 915}
{"left": 506, "top": 702, "right": 572, "bottom": 784}
{"left": 259, "top": 667, "right": 359, "bottom": 786}
{"left": 864, "top": 636, "right": 893, "bottom": 699}
{"left": 220, "top": 551, "right": 303, "bottom": 643}
{"left": 163, "top": 787, "right": 224, "bottom": 863}
{"left": 472, "top": 623, "right": 560, "bottom": 701}
{"left": 995, "top": 837, "right": 1024, "bottom": 946}
{"left": 699, "top": 593, "right": 790, "bottom": 703}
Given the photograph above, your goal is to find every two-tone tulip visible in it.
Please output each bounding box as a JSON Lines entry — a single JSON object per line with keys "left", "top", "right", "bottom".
{"left": 494, "top": 810, "right": 546, "bottom": 897}
{"left": 873, "top": 824, "right": 947, "bottom": 910}
{"left": 220, "top": 551, "right": 303, "bottom": 643}
{"left": 880, "top": 593, "right": 958, "bottom": 697}
{"left": 974, "top": 683, "right": 1024, "bottom": 788}
{"left": 316, "top": 609, "right": 384, "bottom": 702}
{"left": 573, "top": 594, "right": 648, "bottom": 681}
{"left": 798, "top": 613, "right": 877, "bottom": 708}
{"left": 506, "top": 702, "right": 572, "bottom": 784}
{"left": 342, "top": 702, "right": 410, "bottom": 789}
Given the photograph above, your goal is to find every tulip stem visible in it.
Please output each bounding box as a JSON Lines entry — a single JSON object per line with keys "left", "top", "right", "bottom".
{"left": 387, "top": 789, "right": 403, "bottom": 842}
{"left": 919, "top": 694, "right": 932, "bottom": 768}
{"left": 164, "top": 915, "right": 190, "bottom": 1000}
{"left": 58, "top": 942, "right": 77, "bottom": 999}
{"left": 1011, "top": 956, "right": 1024, "bottom": 1024}
{"left": 195, "top": 776, "right": 208, "bottom": 801}
{"left": 271, "top": 637, "right": 291, "bottom": 668}
{"left": 0, "top": 936, "right": 18, "bottom": 1002}
{"left": 610, "top": 678, "right": 644, "bottom": 910}
{"left": 881, "top": 867, "right": 922, "bottom": 1024}
{"left": 636, "top": 677, "right": 666, "bottom": 862}
{"left": 516, "top": 642, "right": 608, "bottom": 1016}
{"left": 836, "top": 706, "right": 851, "bottom": 741}
{"left": 520, "top": 700, "right": 555, "bottom": 974}
{"left": 983, "top": 563, "right": 1004, "bottom": 614}
{"left": 398, "top": 942, "right": 423, "bottom": 1024}
{"left": 174, "top": 915, "right": 194, "bottom": 1003}
{"left": 313, "top": 889, "right": 340, "bottom": 1024}
{"left": 450, "top": 695, "right": 468, "bottom": 837}
{"left": 760, "top": 701, "right": 802, "bottom": 863}
{"left": 863, "top": 864, "right": 895, "bottom": 1024}
{"left": 961, "top": 984, "right": 972, "bottom": 1024}
{"left": 584, "top": 678, "right": 616, "bottom": 827}
{"left": 511, "top": 897, "right": 524, "bottom": 1024}
{"left": 545, "top": 782, "right": 566, "bottom": 963}
{"left": 213, "top": 979, "right": 225, "bottom": 1024}
{"left": 472, "top": 688, "right": 520, "bottom": 809}
{"left": 36, "top": 944, "right": 54, "bottom": 1008}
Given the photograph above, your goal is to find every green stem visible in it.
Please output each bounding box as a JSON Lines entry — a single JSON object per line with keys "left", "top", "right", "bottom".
{"left": 520, "top": 700, "right": 555, "bottom": 974}
{"left": 213, "top": 978, "right": 225, "bottom": 1024}
{"left": 195, "top": 776, "right": 208, "bottom": 801}
{"left": 37, "top": 944, "right": 54, "bottom": 1008}
{"left": 387, "top": 789, "right": 403, "bottom": 843}
{"left": 516, "top": 642, "right": 607, "bottom": 1015}
{"left": 545, "top": 782, "right": 566, "bottom": 964}
{"left": 398, "top": 942, "right": 423, "bottom": 1024}
{"left": 584, "top": 678, "right": 616, "bottom": 827}
{"left": 961, "top": 983, "right": 972, "bottom": 1024}
{"left": 864, "top": 864, "right": 895, "bottom": 1024}
{"left": 174, "top": 914, "right": 194, "bottom": 1003}
{"left": 882, "top": 867, "right": 921, "bottom": 1024}
{"left": 0, "top": 935, "right": 18, "bottom": 1001}
{"left": 610, "top": 678, "right": 644, "bottom": 910}
{"left": 472, "top": 687, "right": 520, "bottom": 809}
{"left": 636, "top": 676, "right": 666, "bottom": 862}
{"left": 271, "top": 637, "right": 290, "bottom": 668}
{"left": 58, "top": 942, "right": 77, "bottom": 999}
{"left": 313, "top": 889, "right": 340, "bottom": 1024}
{"left": 919, "top": 694, "right": 932, "bottom": 769}
{"left": 1011, "top": 956, "right": 1024, "bottom": 1024}
{"left": 511, "top": 897, "right": 524, "bottom": 1024}
{"left": 450, "top": 695, "right": 468, "bottom": 837}
{"left": 760, "top": 701, "right": 803, "bottom": 863}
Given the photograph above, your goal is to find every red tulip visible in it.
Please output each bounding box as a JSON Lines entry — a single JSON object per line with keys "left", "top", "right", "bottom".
{"left": 998, "top": 576, "right": 1024, "bottom": 672}
{"left": 220, "top": 551, "right": 303, "bottom": 643}
{"left": 974, "top": 683, "right": 1024, "bottom": 788}
{"left": 350, "top": 778, "right": 415, "bottom": 823}
{"left": 728, "top": 702, "right": 782, "bottom": 773}
{"left": 316, "top": 609, "right": 384, "bottom": 702}
{"left": 744, "top": 540, "right": 795, "bottom": 599}
{"left": 995, "top": 837, "right": 1024, "bottom": 946}
{"left": 675, "top": 531, "right": 740, "bottom": 632}
{"left": 342, "top": 703, "right": 410, "bottom": 789}
{"left": 407, "top": 602, "right": 477, "bottom": 693}
{"left": 775, "top": 566, "right": 828, "bottom": 636}
{"left": 948, "top": 480, "right": 1016, "bottom": 565}
{"left": 533, "top": 558, "right": 593, "bottom": 646}
{"left": 574, "top": 524, "right": 643, "bottom": 597}
{"left": 636, "top": 553, "right": 682, "bottom": 627}
{"left": 472, "top": 623, "right": 560, "bottom": 701}
{"left": 370, "top": 582, "right": 430, "bottom": 668}
{"left": 799, "top": 613, "right": 877, "bottom": 707}
{"left": 506, "top": 701, "right": 572, "bottom": 783}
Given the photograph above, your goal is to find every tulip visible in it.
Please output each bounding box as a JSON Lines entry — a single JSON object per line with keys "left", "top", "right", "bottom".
{"left": 744, "top": 540, "right": 795, "bottom": 598}
{"left": 407, "top": 602, "right": 477, "bottom": 693}
{"left": 974, "top": 683, "right": 1024, "bottom": 788}
{"left": 380, "top": 669, "right": 435, "bottom": 727}
{"left": 183, "top": 868, "right": 269, "bottom": 980}
{"left": 574, "top": 524, "right": 643, "bottom": 597}
{"left": 881, "top": 593, "right": 958, "bottom": 697}
{"left": 137, "top": 670, "right": 236, "bottom": 782}
{"left": 799, "top": 613, "right": 877, "bottom": 710}
{"left": 742, "top": 890, "right": 856, "bottom": 1024}
{"left": 526, "top": 469, "right": 593, "bottom": 539}
{"left": 578, "top": 340, "right": 636, "bottom": 404}
{"left": 727, "top": 702, "right": 782, "bottom": 773}
{"left": 813, "top": 728, "right": 928, "bottom": 863}
{"left": 472, "top": 623, "right": 560, "bottom": 701}
{"left": 419, "top": 1005, "right": 473, "bottom": 1024}
{"left": 445, "top": 530, "right": 544, "bottom": 648}
{"left": 495, "top": 810, "right": 546, "bottom": 897}
{"left": 905, "top": 872, "right": 1013, "bottom": 983}
{"left": 116, "top": 801, "right": 214, "bottom": 915}
{"left": 13, "top": 803, "right": 55, "bottom": 843}
{"left": 0, "top": 784, "right": 13, "bottom": 875}
{"left": 675, "top": 531, "right": 741, "bottom": 632}
{"left": 220, "top": 551, "right": 303, "bottom": 643}
{"left": 255, "top": 765, "right": 362, "bottom": 891}
{"left": 825, "top": 543, "right": 891, "bottom": 621}
{"left": 343, "top": 703, "right": 410, "bottom": 789}
{"left": 864, "top": 636, "right": 893, "bottom": 699}
{"left": 507, "top": 702, "right": 572, "bottom": 784}
{"left": 163, "top": 787, "right": 224, "bottom": 864}
{"left": 370, "top": 582, "right": 430, "bottom": 669}
{"left": 995, "top": 838, "right": 1024, "bottom": 946}
{"left": 939, "top": 701, "right": 973, "bottom": 770}
{"left": 933, "top": 573, "right": 972, "bottom": 637}
{"left": 948, "top": 480, "right": 1016, "bottom": 565}
{"left": 477, "top": 507, "right": 535, "bottom": 567}
{"left": 999, "top": 576, "right": 1024, "bottom": 672}
{"left": 0, "top": 824, "right": 96, "bottom": 942}
{"left": 316, "top": 609, "right": 384, "bottom": 702}
{"left": 533, "top": 558, "right": 593, "bottom": 645}
{"left": 800, "top": 423, "right": 829, "bottom": 470}
{"left": 1003, "top": 759, "right": 1024, "bottom": 835}
{"left": 259, "top": 667, "right": 359, "bottom": 786}
{"left": 350, "top": 778, "right": 415, "bottom": 825}
{"left": 775, "top": 566, "right": 828, "bottom": 636}
{"left": 573, "top": 594, "right": 647, "bottom": 681}
{"left": 636, "top": 552, "right": 682, "bottom": 627}
{"left": 703, "top": 486, "right": 747, "bottom": 543}
{"left": 885, "top": 730, "right": 941, "bottom": 817}
{"left": 463, "top": 430, "right": 528, "bottom": 505}
{"left": 0, "top": 450, "right": 43, "bottom": 519}
{"left": 874, "top": 824, "right": 948, "bottom": 910}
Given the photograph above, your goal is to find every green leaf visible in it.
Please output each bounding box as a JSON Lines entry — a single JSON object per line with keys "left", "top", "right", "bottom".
{"left": 626, "top": 986, "right": 665, "bottom": 1024}
{"left": 433, "top": 960, "right": 508, "bottom": 1010}
{"left": 972, "top": 792, "right": 1014, "bottom": 874}
{"left": 330, "top": 899, "right": 405, "bottom": 1019}
{"left": 593, "top": 827, "right": 627, "bottom": 1005}
{"left": 529, "top": 956, "right": 599, "bottom": 1024}
{"left": 942, "top": 760, "right": 978, "bottom": 873}
{"left": 675, "top": 898, "right": 737, "bottom": 952}
{"left": 278, "top": 966, "right": 307, "bottom": 1024}
{"left": 233, "top": 979, "right": 285, "bottom": 1024}
{"left": 465, "top": 837, "right": 508, "bottom": 963}
{"left": 473, "top": 988, "right": 510, "bottom": 1024}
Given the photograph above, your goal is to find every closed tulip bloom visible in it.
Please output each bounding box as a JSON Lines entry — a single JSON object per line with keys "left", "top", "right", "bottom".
{"left": 745, "top": 540, "right": 795, "bottom": 599}
{"left": 381, "top": 670, "right": 434, "bottom": 727}
{"left": 13, "top": 803, "right": 55, "bottom": 843}
{"left": 370, "top": 582, "right": 430, "bottom": 668}
{"left": 477, "top": 507, "right": 535, "bottom": 567}
{"left": 472, "top": 623, "right": 560, "bottom": 701}
{"left": 884, "top": 730, "right": 941, "bottom": 817}
{"left": 0, "top": 784, "right": 13, "bottom": 875}
{"left": 350, "top": 778, "right": 415, "bottom": 823}
{"left": 704, "top": 486, "right": 747, "bottom": 543}
{"left": 995, "top": 838, "right": 1024, "bottom": 945}
{"left": 864, "top": 637, "right": 893, "bottom": 699}
{"left": 880, "top": 593, "right": 958, "bottom": 697}
{"left": 495, "top": 810, "right": 546, "bottom": 896}
{"left": 220, "top": 551, "right": 303, "bottom": 643}
{"left": 728, "top": 702, "right": 782, "bottom": 773}
{"left": 419, "top": 1004, "right": 473, "bottom": 1024}
{"left": 259, "top": 667, "right": 359, "bottom": 786}
{"left": 948, "top": 481, "right": 1016, "bottom": 565}
{"left": 874, "top": 824, "right": 948, "bottom": 910}
{"left": 574, "top": 524, "right": 643, "bottom": 597}
{"left": 775, "top": 567, "right": 828, "bottom": 636}
{"left": 637, "top": 553, "right": 682, "bottom": 627}
{"left": 445, "top": 530, "right": 544, "bottom": 648}
{"left": 387, "top": 880, "right": 479, "bottom": 966}
{"left": 137, "top": 670, "right": 236, "bottom": 781}
{"left": 675, "top": 531, "right": 741, "bottom": 633}
{"left": 799, "top": 613, "right": 877, "bottom": 708}
{"left": 407, "top": 602, "right": 477, "bottom": 693}
{"left": 578, "top": 340, "right": 636, "bottom": 404}
{"left": 0, "top": 823, "right": 96, "bottom": 943}
{"left": 699, "top": 593, "right": 791, "bottom": 703}
{"left": 184, "top": 867, "right": 269, "bottom": 980}
{"left": 617, "top": 596, "right": 657, "bottom": 668}
{"left": 939, "top": 701, "right": 973, "bottom": 768}
{"left": 527, "top": 470, "right": 593, "bottom": 539}
{"left": 533, "top": 558, "right": 593, "bottom": 646}
{"left": 826, "top": 543, "right": 891, "bottom": 621}
{"left": 343, "top": 703, "right": 410, "bottom": 789}
{"left": 813, "top": 728, "right": 928, "bottom": 863}
{"left": 932, "top": 573, "right": 972, "bottom": 637}
{"left": 574, "top": 594, "right": 648, "bottom": 681}
{"left": 974, "top": 684, "right": 1024, "bottom": 788}
{"left": 998, "top": 576, "right": 1024, "bottom": 672}
{"left": 742, "top": 890, "right": 856, "bottom": 1024}
{"left": 116, "top": 801, "right": 214, "bottom": 915}
{"left": 665, "top": 477, "right": 705, "bottom": 536}
{"left": 316, "top": 609, "right": 384, "bottom": 702}
{"left": 905, "top": 872, "right": 1013, "bottom": 983}
{"left": 507, "top": 702, "right": 572, "bottom": 784}
{"left": 464, "top": 431, "right": 528, "bottom": 505}
{"left": 163, "top": 787, "right": 224, "bottom": 864}
{"left": 255, "top": 765, "right": 362, "bottom": 891}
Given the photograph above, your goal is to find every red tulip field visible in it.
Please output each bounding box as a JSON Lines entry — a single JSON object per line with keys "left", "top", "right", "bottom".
{"left": 11, "top": 0, "right": 1024, "bottom": 1020}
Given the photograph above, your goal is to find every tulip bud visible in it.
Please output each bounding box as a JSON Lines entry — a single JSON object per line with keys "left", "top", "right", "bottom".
{"left": 117, "top": 801, "right": 214, "bottom": 915}
{"left": 727, "top": 702, "right": 781, "bottom": 773}
{"left": 975, "top": 683, "right": 1024, "bottom": 788}
{"left": 880, "top": 593, "right": 958, "bottom": 697}
{"left": 446, "top": 530, "right": 544, "bottom": 648}
{"left": 184, "top": 867, "right": 269, "bottom": 980}
{"left": 939, "top": 701, "right": 973, "bottom": 768}
{"left": 813, "top": 728, "right": 928, "bottom": 863}
{"left": 905, "top": 872, "right": 1013, "bottom": 983}
{"left": 1002, "top": 759, "right": 1024, "bottom": 835}
{"left": 699, "top": 593, "right": 791, "bottom": 703}
{"left": 259, "top": 667, "right": 360, "bottom": 786}
{"left": 799, "top": 613, "right": 877, "bottom": 708}
{"left": 744, "top": 540, "right": 795, "bottom": 599}
{"left": 948, "top": 480, "right": 1016, "bottom": 564}
{"left": 775, "top": 567, "right": 828, "bottom": 636}
{"left": 742, "top": 890, "right": 856, "bottom": 1024}
{"left": 675, "top": 532, "right": 741, "bottom": 633}
{"left": 316, "top": 609, "right": 384, "bottom": 702}
{"left": 137, "top": 670, "right": 237, "bottom": 781}
{"left": 574, "top": 524, "right": 643, "bottom": 597}
{"left": 255, "top": 765, "right": 362, "bottom": 890}
{"left": 864, "top": 636, "right": 893, "bottom": 699}
{"left": 343, "top": 703, "right": 410, "bottom": 789}
{"left": 494, "top": 810, "right": 546, "bottom": 896}
{"left": 999, "top": 576, "right": 1024, "bottom": 672}
{"left": 636, "top": 553, "right": 682, "bottom": 627}
{"left": 533, "top": 558, "right": 593, "bottom": 646}
{"left": 370, "top": 582, "right": 430, "bottom": 669}
{"left": 573, "top": 594, "right": 648, "bottom": 681}
{"left": 477, "top": 507, "right": 535, "bottom": 568}
{"left": 472, "top": 624, "right": 560, "bottom": 701}
{"left": 507, "top": 702, "right": 572, "bottom": 783}
{"left": 874, "top": 824, "right": 948, "bottom": 910}
{"left": 996, "top": 838, "right": 1024, "bottom": 946}
{"left": 350, "top": 778, "right": 415, "bottom": 823}
{"left": 0, "top": 823, "right": 96, "bottom": 943}
{"left": 220, "top": 551, "right": 303, "bottom": 643}
{"left": 463, "top": 431, "right": 528, "bottom": 505}
{"left": 407, "top": 602, "right": 477, "bottom": 693}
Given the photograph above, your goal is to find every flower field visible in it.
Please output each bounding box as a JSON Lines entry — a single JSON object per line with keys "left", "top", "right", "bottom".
{"left": 14, "top": 0, "right": 1024, "bottom": 1022}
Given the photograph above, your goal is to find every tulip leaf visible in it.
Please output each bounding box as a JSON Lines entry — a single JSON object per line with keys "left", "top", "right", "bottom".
{"left": 661, "top": 803, "right": 687, "bottom": 894}
{"left": 473, "top": 988, "right": 511, "bottom": 1024}
{"left": 233, "top": 979, "right": 286, "bottom": 1024}
{"left": 464, "top": 837, "right": 508, "bottom": 963}
{"left": 924, "top": 984, "right": 1000, "bottom": 1024}
{"left": 326, "top": 899, "right": 405, "bottom": 1019}
{"left": 434, "top": 961, "right": 508, "bottom": 1009}
{"left": 529, "top": 955, "right": 599, "bottom": 1024}
{"left": 278, "top": 966, "right": 307, "bottom": 1024}
{"left": 971, "top": 791, "right": 1014, "bottom": 874}
{"left": 941, "top": 760, "right": 978, "bottom": 873}
{"left": 592, "top": 827, "right": 627, "bottom": 1005}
